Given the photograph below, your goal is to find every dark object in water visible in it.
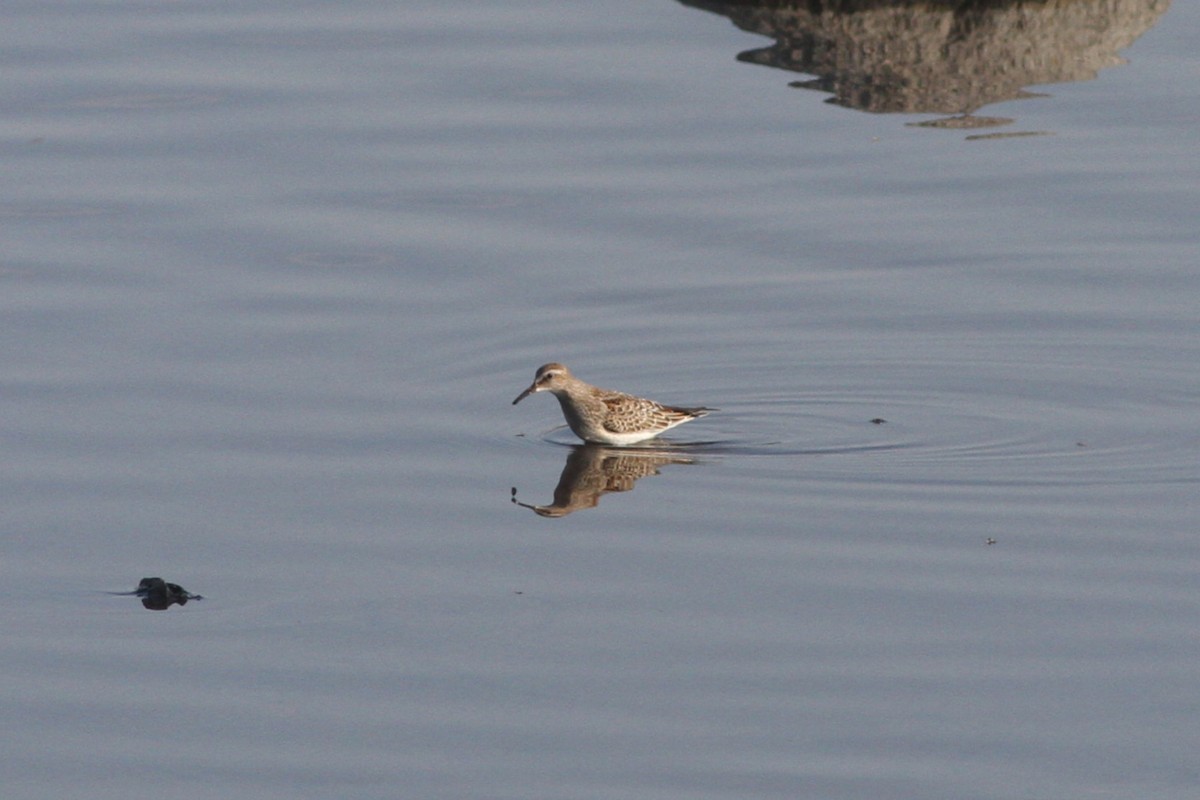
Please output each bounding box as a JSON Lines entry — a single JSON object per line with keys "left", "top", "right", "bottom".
{"left": 131, "top": 577, "right": 203, "bottom": 610}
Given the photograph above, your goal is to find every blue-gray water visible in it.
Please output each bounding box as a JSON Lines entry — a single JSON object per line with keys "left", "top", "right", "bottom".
{"left": 2, "top": 2, "right": 1198, "bottom": 798}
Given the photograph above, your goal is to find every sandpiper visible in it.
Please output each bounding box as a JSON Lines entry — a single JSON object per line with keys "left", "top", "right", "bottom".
{"left": 512, "top": 363, "right": 712, "bottom": 445}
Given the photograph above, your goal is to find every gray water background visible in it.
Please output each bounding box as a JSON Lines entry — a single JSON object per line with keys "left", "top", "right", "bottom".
{"left": 2, "top": 1, "right": 1198, "bottom": 798}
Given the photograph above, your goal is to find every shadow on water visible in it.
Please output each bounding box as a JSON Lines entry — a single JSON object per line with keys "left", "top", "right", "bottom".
{"left": 678, "top": 0, "right": 1171, "bottom": 133}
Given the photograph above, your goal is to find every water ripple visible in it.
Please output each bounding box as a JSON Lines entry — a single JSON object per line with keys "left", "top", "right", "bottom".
{"left": 520, "top": 393, "right": 1195, "bottom": 488}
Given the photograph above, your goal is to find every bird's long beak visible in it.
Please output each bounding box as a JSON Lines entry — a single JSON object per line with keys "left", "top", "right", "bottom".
{"left": 513, "top": 383, "right": 538, "bottom": 405}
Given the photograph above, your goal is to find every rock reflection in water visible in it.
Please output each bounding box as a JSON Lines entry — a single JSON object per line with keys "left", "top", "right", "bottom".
{"left": 109, "top": 577, "right": 204, "bottom": 610}
{"left": 512, "top": 444, "right": 701, "bottom": 517}
{"left": 680, "top": 0, "right": 1170, "bottom": 119}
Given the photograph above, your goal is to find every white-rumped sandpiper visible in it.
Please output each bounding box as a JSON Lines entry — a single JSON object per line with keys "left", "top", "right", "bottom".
{"left": 513, "top": 363, "right": 711, "bottom": 445}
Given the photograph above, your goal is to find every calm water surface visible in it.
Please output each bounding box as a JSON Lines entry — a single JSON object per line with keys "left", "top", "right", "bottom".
{"left": 2, "top": 1, "right": 1198, "bottom": 798}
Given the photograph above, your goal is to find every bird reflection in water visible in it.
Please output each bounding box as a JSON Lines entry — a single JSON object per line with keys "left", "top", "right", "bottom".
{"left": 680, "top": 0, "right": 1170, "bottom": 131}
{"left": 109, "top": 577, "right": 204, "bottom": 610}
{"left": 511, "top": 443, "right": 701, "bottom": 517}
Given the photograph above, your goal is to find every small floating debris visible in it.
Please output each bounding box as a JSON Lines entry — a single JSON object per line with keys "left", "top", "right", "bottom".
{"left": 870, "top": 418, "right": 887, "bottom": 425}
{"left": 112, "top": 577, "right": 204, "bottom": 610}
{"left": 985, "top": 538, "right": 997, "bottom": 546}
